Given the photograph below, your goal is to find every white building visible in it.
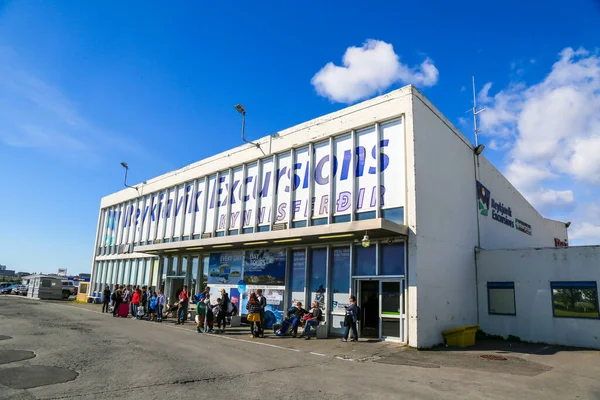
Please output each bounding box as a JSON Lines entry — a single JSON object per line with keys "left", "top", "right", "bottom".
{"left": 89, "top": 85, "right": 577, "bottom": 348}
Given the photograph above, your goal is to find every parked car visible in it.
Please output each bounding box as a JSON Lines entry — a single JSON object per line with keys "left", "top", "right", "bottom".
{"left": 11, "top": 284, "right": 28, "bottom": 296}
{"left": 61, "top": 280, "right": 77, "bottom": 299}
{"left": 0, "top": 283, "right": 14, "bottom": 294}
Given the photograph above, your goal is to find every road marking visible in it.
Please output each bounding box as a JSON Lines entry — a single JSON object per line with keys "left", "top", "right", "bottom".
{"left": 310, "top": 352, "right": 326, "bottom": 357}
{"left": 335, "top": 356, "right": 355, "bottom": 362}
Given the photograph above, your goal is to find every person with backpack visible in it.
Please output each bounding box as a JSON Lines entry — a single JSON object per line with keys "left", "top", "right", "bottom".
{"left": 156, "top": 289, "right": 166, "bottom": 322}
{"left": 112, "top": 286, "right": 123, "bottom": 317}
{"left": 204, "top": 295, "right": 213, "bottom": 333}
{"left": 246, "top": 292, "right": 262, "bottom": 338}
{"left": 136, "top": 287, "right": 146, "bottom": 320}
{"left": 217, "top": 289, "right": 230, "bottom": 333}
{"left": 196, "top": 295, "right": 207, "bottom": 333}
{"left": 148, "top": 292, "right": 158, "bottom": 321}
{"left": 131, "top": 288, "right": 141, "bottom": 320}
{"left": 102, "top": 285, "right": 111, "bottom": 313}
{"left": 256, "top": 289, "right": 267, "bottom": 338}
{"left": 342, "top": 295, "right": 359, "bottom": 342}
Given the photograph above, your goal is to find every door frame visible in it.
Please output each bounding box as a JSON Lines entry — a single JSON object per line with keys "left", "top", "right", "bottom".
{"left": 354, "top": 278, "right": 406, "bottom": 342}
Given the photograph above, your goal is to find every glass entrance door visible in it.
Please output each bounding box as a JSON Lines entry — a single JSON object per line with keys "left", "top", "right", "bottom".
{"left": 357, "top": 280, "right": 379, "bottom": 338}
{"left": 380, "top": 280, "right": 403, "bottom": 340}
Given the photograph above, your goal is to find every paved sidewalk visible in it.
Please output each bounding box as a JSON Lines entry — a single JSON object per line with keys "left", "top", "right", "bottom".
{"left": 47, "top": 298, "right": 600, "bottom": 380}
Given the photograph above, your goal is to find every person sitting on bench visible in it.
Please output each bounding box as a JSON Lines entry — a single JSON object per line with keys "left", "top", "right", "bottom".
{"left": 301, "top": 301, "right": 322, "bottom": 340}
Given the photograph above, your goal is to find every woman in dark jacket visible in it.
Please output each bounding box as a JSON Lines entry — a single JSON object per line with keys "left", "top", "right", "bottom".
{"left": 342, "top": 295, "right": 359, "bottom": 342}
{"left": 246, "top": 293, "right": 262, "bottom": 338}
{"left": 102, "top": 285, "right": 111, "bottom": 313}
{"left": 217, "top": 289, "right": 230, "bottom": 333}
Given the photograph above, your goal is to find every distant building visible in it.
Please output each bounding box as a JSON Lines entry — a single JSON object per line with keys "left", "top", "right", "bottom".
{"left": 78, "top": 273, "right": 91, "bottom": 279}
{"left": 0, "top": 264, "right": 6, "bottom": 271}
{"left": 0, "top": 270, "right": 16, "bottom": 278}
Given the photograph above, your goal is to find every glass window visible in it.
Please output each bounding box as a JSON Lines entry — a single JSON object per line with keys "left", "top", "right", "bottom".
{"left": 168, "top": 257, "right": 178, "bottom": 276}
{"left": 180, "top": 256, "right": 188, "bottom": 276}
{"left": 331, "top": 247, "right": 350, "bottom": 314}
{"left": 551, "top": 282, "right": 598, "bottom": 319}
{"left": 309, "top": 248, "right": 327, "bottom": 312}
{"left": 290, "top": 249, "right": 306, "bottom": 305}
{"left": 382, "top": 207, "right": 404, "bottom": 224}
{"left": 202, "top": 256, "right": 209, "bottom": 288}
{"left": 487, "top": 282, "right": 516, "bottom": 315}
{"left": 191, "top": 257, "right": 200, "bottom": 295}
{"left": 382, "top": 318, "right": 400, "bottom": 338}
{"left": 382, "top": 281, "right": 401, "bottom": 315}
{"left": 131, "top": 260, "right": 139, "bottom": 286}
{"left": 137, "top": 260, "right": 144, "bottom": 285}
{"left": 380, "top": 242, "right": 405, "bottom": 275}
{"left": 292, "top": 221, "right": 307, "bottom": 228}
{"left": 354, "top": 245, "right": 376, "bottom": 276}
{"left": 312, "top": 218, "right": 327, "bottom": 226}
{"left": 143, "top": 259, "right": 151, "bottom": 286}
{"left": 333, "top": 215, "right": 351, "bottom": 223}
{"left": 356, "top": 211, "right": 376, "bottom": 221}
{"left": 123, "top": 260, "right": 131, "bottom": 285}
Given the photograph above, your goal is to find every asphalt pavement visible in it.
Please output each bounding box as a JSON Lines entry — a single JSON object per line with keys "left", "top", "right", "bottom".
{"left": 0, "top": 295, "right": 599, "bottom": 400}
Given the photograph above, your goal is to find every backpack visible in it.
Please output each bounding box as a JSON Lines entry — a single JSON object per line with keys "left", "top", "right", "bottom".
{"left": 111, "top": 292, "right": 117, "bottom": 302}
{"left": 149, "top": 297, "right": 157, "bottom": 310}
{"left": 227, "top": 300, "right": 233, "bottom": 314}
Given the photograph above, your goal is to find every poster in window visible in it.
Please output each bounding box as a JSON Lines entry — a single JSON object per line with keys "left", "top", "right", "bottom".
{"left": 208, "top": 252, "right": 243, "bottom": 285}
{"left": 243, "top": 249, "right": 286, "bottom": 285}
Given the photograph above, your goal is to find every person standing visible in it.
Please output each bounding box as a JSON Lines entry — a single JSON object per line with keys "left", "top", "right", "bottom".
{"left": 256, "top": 289, "right": 267, "bottom": 338}
{"left": 177, "top": 285, "right": 189, "bottom": 325}
{"left": 204, "top": 295, "right": 213, "bottom": 333}
{"left": 156, "top": 289, "right": 165, "bottom": 322}
{"left": 102, "top": 285, "right": 111, "bottom": 313}
{"left": 302, "top": 301, "right": 322, "bottom": 340}
{"left": 246, "top": 292, "right": 262, "bottom": 338}
{"left": 342, "top": 295, "right": 359, "bottom": 342}
{"left": 112, "top": 286, "right": 123, "bottom": 318}
{"left": 139, "top": 286, "right": 148, "bottom": 320}
{"left": 196, "top": 295, "right": 207, "bottom": 333}
{"left": 131, "top": 288, "right": 141, "bottom": 320}
{"left": 218, "top": 289, "right": 229, "bottom": 333}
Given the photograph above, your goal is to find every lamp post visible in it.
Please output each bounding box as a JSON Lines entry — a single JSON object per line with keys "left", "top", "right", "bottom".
{"left": 235, "top": 104, "right": 260, "bottom": 148}
{"left": 120, "top": 162, "right": 139, "bottom": 193}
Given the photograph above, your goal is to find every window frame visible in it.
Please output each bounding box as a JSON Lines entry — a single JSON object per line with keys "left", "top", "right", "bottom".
{"left": 486, "top": 282, "right": 516, "bottom": 316}
{"left": 550, "top": 281, "right": 599, "bottom": 320}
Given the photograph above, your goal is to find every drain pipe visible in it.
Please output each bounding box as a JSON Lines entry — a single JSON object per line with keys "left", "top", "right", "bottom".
{"left": 473, "top": 152, "right": 482, "bottom": 326}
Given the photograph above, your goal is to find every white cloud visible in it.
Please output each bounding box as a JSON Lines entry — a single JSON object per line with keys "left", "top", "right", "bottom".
{"left": 311, "top": 39, "right": 439, "bottom": 104}
{"left": 477, "top": 47, "right": 600, "bottom": 243}
{"left": 569, "top": 222, "right": 600, "bottom": 242}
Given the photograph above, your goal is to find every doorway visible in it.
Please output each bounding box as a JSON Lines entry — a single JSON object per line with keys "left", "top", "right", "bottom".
{"left": 166, "top": 278, "right": 184, "bottom": 305}
{"left": 358, "top": 280, "right": 379, "bottom": 338}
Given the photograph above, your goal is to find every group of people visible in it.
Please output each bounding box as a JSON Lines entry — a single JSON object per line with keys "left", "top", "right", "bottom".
{"left": 274, "top": 295, "right": 359, "bottom": 341}
{"left": 102, "top": 284, "right": 166, "bottom": 321}
{"left": 101, "top": 284, "right": 360, "bottom": 342}
{"left": 194, "top": 286, "right": 238, "bottom": 334}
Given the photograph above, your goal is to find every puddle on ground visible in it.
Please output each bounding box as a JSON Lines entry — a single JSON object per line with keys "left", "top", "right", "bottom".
{"left": 0, "top": 350, "right": 36, "bottom": 365}
{"left": 0, "top": 365, "right": 78, "bottom": 389}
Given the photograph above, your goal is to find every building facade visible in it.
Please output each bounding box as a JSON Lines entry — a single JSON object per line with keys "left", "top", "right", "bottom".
{"left": 89, "top": 86, "right": 568, "bottom": 348}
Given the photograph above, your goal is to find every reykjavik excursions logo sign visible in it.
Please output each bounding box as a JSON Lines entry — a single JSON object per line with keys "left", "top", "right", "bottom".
{"left": 476, "top": 181, "right": 532, "bottom": 236}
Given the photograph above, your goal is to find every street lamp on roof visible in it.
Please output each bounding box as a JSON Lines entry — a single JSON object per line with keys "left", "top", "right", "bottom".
{"left": 234, "top": 104, "right": 259, "bottom": 148}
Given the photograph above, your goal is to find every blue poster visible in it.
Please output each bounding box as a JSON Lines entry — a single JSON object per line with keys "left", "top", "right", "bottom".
{"left": 240, "top": 288, "right": 284, "bottom": 328}
{"left": 208, "top": 252, "right": 243, "bottom": 285}
{"left": 243, "top": 249, "right": 286, "bottom": 285}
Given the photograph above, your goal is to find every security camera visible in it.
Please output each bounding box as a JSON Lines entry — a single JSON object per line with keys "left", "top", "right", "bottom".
{"left": 388, "top": 238, "right": 395, "bottom": 244}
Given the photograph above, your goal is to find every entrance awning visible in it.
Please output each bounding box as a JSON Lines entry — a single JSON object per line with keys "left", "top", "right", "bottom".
{"left": 134, "top": 218, "right": 408, "bottom": 255}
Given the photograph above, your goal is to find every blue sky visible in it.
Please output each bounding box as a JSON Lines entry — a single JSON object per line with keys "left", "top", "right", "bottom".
{"left": 1, "top": 1, "right": 599, "bottom": 274}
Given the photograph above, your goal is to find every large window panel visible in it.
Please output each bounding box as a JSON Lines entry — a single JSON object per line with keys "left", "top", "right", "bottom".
{"left": 551, "top": 282, "right": 599, "bottom": 319}
{"left": 331, "top": 247, "right": 350, "bottom": 313}
{"left": 487, "top": 282, "right": 516, "bottom": 315}
{"left": 354, "top": 245, "right": 376, "bottom": 276}
{"left": 290, "top": 249, "right": 306, "bottom": 306}
{"left": 379, "top": 242, "right": 405, "bottom": 276}
{"left": 309, "top": 248, "right": 327, "bottom": 312}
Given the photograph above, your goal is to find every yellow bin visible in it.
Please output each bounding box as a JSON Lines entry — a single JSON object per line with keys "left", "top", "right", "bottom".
{"left": 442, "top": 324, "right": 479, "bottom": 347}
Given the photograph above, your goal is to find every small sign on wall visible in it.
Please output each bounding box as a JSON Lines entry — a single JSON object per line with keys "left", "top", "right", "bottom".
{"left": 554, "top": 238, "right": 568, "bottom": 247}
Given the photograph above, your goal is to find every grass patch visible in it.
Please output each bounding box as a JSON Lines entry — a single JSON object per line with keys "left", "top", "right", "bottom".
{"left": 554, "top": 309, "right": 599, "bottom": 318}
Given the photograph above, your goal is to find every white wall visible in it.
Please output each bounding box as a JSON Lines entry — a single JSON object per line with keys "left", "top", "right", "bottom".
{"left": 477, "top": 157, "right": 568, "bottom": 249}
{"left": 409, "top": 91, "right": 480, "bottom": 348}
{"left": 478, "top": 246, "right": 600, "bottom": 349}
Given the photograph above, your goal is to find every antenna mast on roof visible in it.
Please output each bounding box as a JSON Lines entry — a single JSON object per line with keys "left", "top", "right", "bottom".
{"left": 469, "top": 76, "right": 486, "bottom": 146}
